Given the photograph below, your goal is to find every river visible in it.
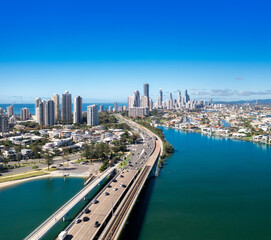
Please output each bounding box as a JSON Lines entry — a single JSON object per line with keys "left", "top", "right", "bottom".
{"left": 0, "top": 177, "right": 85, "bottom": 240}
{"left": 121, "top": 127, "right": 271, "bottom": 240}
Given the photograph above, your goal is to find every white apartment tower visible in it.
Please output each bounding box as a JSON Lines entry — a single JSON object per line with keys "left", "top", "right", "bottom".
{"left": 87, "top": 105, "right": 99, "bottom": 126}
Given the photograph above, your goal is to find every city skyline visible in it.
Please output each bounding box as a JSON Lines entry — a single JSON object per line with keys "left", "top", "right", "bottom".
{"left": 1, "top": 0, "right": 271, "bottom": 103}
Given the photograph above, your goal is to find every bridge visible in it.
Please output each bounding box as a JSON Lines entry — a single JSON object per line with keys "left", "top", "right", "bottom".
{"left": 23, "top": 167, "right": 116, "bottom": 240}
{"left": 63, "top": 116, "right": 163, "bottom": 240}
{"left": 24, "top": 116, "right": 163, "bottom": 240}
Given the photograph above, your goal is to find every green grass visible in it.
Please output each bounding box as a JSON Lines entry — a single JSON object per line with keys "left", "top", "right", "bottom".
{"left": 0, "top": 171, "right": 49, "bottom": 183}
{"left": 119, "top": 152, "right": 131, "bottom": 169}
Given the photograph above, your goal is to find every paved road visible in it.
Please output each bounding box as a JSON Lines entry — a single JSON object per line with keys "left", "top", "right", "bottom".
{"left": 24, "top": 167, "right": 116, "bottom": 240}
{"left": 65, "top": 170, "right": 138, "bottom": 240}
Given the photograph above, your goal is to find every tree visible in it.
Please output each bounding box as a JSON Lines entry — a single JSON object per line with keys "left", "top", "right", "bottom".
{"left": 43, "top": 151, "right": 53, "bottom": 170}
{"left": 62, "top": 148, "right": 70, "bottom": 164}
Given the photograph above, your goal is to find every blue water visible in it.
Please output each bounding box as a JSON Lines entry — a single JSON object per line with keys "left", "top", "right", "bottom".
{"left": 0, "top": 103, "right": 126, "bottom": 115}
{"left": 0, "top": 177, "right": 85, "bottom": 240}
{"left": 122, "top": 127, "right": 271, "bottom": 240}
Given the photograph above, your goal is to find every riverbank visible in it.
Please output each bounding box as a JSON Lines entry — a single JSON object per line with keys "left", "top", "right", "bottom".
{"left": 162, "top": 125, "right": 271, "bottom": 147}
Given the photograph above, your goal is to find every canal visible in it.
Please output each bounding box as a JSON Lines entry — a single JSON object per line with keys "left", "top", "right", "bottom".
{"left": 121, "top": 127, "right": 271, "bottom": 240}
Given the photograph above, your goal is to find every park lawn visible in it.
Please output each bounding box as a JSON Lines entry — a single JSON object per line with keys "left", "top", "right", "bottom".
{"left": 0, "top": 171, "right": 49, "bottom": 183}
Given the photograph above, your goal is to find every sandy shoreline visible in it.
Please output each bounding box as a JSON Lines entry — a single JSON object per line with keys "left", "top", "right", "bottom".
{"left": 0, "top": 173, "right": 88, "bottom": 190}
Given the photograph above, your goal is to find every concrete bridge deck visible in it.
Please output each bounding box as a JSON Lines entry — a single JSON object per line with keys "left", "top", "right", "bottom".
{"left": 24, "top": 167, "right": 116, "bottom": 240}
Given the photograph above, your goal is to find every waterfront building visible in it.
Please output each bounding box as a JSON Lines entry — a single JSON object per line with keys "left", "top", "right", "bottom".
{"left": 99, "top": 105, "right": 104, "bottom": 112}
{"left": 35, "top": 98, "right": 41, "bottom": 116}
{"left": 0, "top": 108, "right": 4, "bottom": 115}
{"left": 114, "top": 102, "right": 118, "bottom": 112}
{"left": 52, "top": 94, "right": 60, "bottom": 121}
{"left": 36, "top": 101, "right": 44, "bottom": 125}
{"left": 61, "top": 91, "right": 72, "bottom": 122}
{"left": 45, "top": 100, "right": 55, "bottom": 126}
{"left": 108, "top": 106, "right": 113, "bottom": 112}
{"left": 20, "top": 108, "right": 29, "bottom": 121}
{"left": 73, "top": 96, "right": 82, "bottom": 124}
{"left": 87, "top": 104, "right": 99, "bottom": 126}
{"left": 7, "top": 105, "right": 14, "bottom": 117}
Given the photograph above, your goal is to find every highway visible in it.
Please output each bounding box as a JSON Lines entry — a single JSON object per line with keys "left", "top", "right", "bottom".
{"left": 62, "top": 115, "right": 162, "bottom": 240}
{"left": 24, "top": 167, "right": 115, "bottom": 240}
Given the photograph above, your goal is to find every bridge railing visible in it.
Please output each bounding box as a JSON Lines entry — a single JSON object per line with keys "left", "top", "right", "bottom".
{"left": 23, "top": 168, "right": 115, "bottom": 240}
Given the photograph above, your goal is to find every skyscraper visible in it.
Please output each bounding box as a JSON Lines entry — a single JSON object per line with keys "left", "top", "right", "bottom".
{"left": 184, "top": 89, "right": 190, "bottom": 103}
{"left": 52, "top": 94, "right": 60, "bottom": 121}
{"left": 45, "top": 100, "right": 55, "bottom": 126}
{"left": 61, "top": 91, "right": 72, "bottom": 122}
{"left": 7, "top": 105, "right": 14, "bottom": 117}
{"left": 35, "top": 98, "right": 41, "bottom": 116}
{"left": 128, "top": 90, "right": 141, "bottom": 108}
{"left": 158, "top": 88, "right": 163, "bottom": 108}
{"left": 114, "top": 102, "right": 118, "bottom": 112}
{"left": 0, "top": 115, "right": 9, "bottom": 134}
{"left": 144, "top": 83, "right": 149, "bottom": 98}
{"left": 36, "top": 101, "right": 44, "bottom": 126}
{"left": 99, "top": 105, "right": 104, "bottom": 112}
{"left": 21, "top": 108, "right": 29, "bottom": 121}
{"left": 87, "top": 104, "right": 99, "bottom": 126}
{"left": 73, "top": 96, "right": 82, "bottom": 124}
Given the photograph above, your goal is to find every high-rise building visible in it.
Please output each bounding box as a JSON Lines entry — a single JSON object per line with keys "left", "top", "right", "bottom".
{"left": 99, "top": 105, "right": 104, "bottom": 112}
{"left": 114, "top": 102, "right": 118, "bottom": 112}
{"left": 73, "top": 96, "right": 82, "bottom": 124}
{"left": 128, "top": 107, "right": 149, "bottom": 117}
{"left": 128, "top": 91, "right": 141, "bottom": 108}
{"left": 177, "top": 91, "right": 181, "bottom": 105}
{"left": 7, "top": 105, "right": 14, "bottom": 117}
{"left": 158, "top": 88, "right": 163, "bottom": 108}
{"left": 141, "top": 96, "right": 149, "bottom": 108}
{"left": 87, "top": 105, "right": 99, "bottom": 126}
{"left": 0, "top": 108, "right": 4, "bottom": 115}
{"left": 52, "top": 94, "right": 60, "bottom": 121}
{"left": 184, "top": 89, "right": 190, "bottom": 103}
{"left": 144, "top": 83, "right": 149, "bottom": 98}
{"left": 45, "top": 100, "right": 55, "bottom": 126}
{"left": 0, "top": 115, "right": 9, "bottom": 134}
{"left": 108, "top": 106, "right": 112, "bottom": 112}
{"left": 21, "top": 108, "right": 29, "bottom": 121}
{"left": 61, "top": 91, "right": 72, "bottom": 122}
{"left": 36, "top": 101, "right": 44, "bottom": 126}
{"left": 35, "top": 98, "right": 41, "bottom": 116}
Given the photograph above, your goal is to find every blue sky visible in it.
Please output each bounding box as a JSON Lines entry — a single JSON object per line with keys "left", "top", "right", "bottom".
{"left": 1, "top": 0, "right": 271, "bottom": 103}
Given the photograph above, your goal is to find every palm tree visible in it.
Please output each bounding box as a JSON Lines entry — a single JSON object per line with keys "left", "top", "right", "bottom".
{"left": 43, "top": 151, "right": 53, "bottom": 170}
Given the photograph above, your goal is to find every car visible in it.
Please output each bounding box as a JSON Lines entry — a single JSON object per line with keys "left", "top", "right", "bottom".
{"left": 107, "top": 185, "right": 112, "bottom": 188}
{"left": 94, "top": 221, "right": 100, "bottom": 228}
{"left": 51, "top": 166, "right": 57, "bottom": 168}
{"left": 84, "top": 208, "right": 91, "bottom": 214}
{"left": 75, "top": 218, "right": 81, "bottom": 224}
{"left": 120, "top": 184, "right": 126, "bottom": 188}
{"left": 83, "top": 216, "right": 89, "bottom": 222}
{"left": 113, "top": 187, "right": 118, "bottom": 191}
{"left": 112, "top": 179, "right": 117, "bottom": 182}
{"left": 105, "top": 192, "right": 110, "bottom": 196}
{"left": 0, "top": 174, "right": 2, "bottom": 176}
{"left": 92, "top": 199, "right": 98, "bottom": 204}
{"left": 120, "top": 175, "right": 124, "bottom": 178}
